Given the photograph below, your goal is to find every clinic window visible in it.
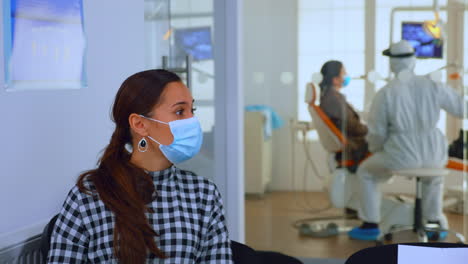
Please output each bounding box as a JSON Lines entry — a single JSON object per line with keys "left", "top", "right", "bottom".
{"left": 297, "top": 0, "right": 365, "bottom": 123}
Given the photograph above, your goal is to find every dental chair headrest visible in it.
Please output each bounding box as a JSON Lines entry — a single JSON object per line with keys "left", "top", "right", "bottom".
{"left": 305, "top": 83, "right": 317, "bottom": 105}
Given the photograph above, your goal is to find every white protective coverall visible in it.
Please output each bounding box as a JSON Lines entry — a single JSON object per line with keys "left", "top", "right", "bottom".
{"left": 357, "top": 40, "right": 465, "bottom": 225}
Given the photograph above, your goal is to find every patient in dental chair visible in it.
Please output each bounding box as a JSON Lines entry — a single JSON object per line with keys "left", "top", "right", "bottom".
{"left": 318, "top": 60, "right": 370, "bottom": 172}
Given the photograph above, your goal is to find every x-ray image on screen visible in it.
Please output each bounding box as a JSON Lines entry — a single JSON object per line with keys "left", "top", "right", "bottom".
{"left": 174, "top": 27, "right": 213, "bottom": 61}
{"left": 402, "top": 22, "right": 443, "bottom": 59}
{"left": 4, "top": 0, "right": 86, "bottom": 90}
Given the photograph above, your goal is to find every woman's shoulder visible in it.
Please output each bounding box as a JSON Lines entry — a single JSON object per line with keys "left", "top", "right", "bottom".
{"left": 64, "top": 176, "right": 100, "bottom": 207}
{"left": 321, "top": 89, "right": 344, "bottom": 104}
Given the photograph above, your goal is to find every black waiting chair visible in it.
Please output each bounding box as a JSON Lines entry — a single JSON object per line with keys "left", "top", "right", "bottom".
{"left": 40, "top": 214, "right": 58, "bottom": 263}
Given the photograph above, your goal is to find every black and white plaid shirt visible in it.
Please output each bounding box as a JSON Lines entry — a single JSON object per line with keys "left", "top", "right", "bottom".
{"left": 48, "top": 166, "right": 232, "bottom": 263}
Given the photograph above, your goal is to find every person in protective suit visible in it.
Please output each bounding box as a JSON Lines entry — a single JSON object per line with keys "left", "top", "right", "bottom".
{"left": 348, "top": 40, "right": 465, "bottom": 241}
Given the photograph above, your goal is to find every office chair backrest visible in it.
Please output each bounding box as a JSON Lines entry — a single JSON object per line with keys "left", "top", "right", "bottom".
{"left": 40, "top": 214, "right": 58, "bottom": 263}
{"left": 305, "top": 83, "right": 347, "bottom": 153}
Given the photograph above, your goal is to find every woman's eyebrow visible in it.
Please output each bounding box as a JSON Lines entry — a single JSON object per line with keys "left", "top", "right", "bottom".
{"left": 171, "top": 99, "right": 195, "bottom": 107}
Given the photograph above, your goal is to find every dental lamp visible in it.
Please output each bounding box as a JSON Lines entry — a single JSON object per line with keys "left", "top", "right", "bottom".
{"left": 423, "top": 0, "right": 445, "bottom": 40}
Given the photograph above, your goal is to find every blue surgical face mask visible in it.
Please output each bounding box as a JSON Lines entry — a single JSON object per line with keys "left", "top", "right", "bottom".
{"left": 140, "top": 115, "right": 203, "bottom": 164}
{"left": 342, "top": 76, "right": 351, "bottom": 87}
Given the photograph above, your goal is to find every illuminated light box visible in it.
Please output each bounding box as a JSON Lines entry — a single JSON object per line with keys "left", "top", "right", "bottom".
{"left": 3, "top": 0, "right": 86, "bottom": 91}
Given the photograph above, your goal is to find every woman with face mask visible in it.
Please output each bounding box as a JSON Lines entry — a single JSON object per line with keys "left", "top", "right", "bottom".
{"left": 47, "top": 70, "right": 232, "bottom": 263}
{"left": 319, "top": 60, "right": 370, "bottom": 170}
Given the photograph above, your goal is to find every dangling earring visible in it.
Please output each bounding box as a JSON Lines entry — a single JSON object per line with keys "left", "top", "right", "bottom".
{"left": 138, "top": 137, "right": 148, "bottom": 152}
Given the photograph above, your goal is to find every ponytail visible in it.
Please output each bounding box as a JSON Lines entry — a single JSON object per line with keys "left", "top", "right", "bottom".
{"left": 77, "top": 127, "right": 166, "bottom": 263}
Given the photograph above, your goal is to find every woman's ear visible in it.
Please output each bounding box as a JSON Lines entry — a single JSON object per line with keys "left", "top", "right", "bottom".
{"left": 332, "top": 76, "right": 341, "bottom": 87}
{"left": 129, "top": 114, "right": 149, "bottom": 137}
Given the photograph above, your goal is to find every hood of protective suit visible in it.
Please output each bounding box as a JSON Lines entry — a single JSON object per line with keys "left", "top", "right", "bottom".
{"left": 383, "top": 40, "right": 416, "bottom": 74}
{"left": 390, "top": 56, "right": 416, "bottom": 74}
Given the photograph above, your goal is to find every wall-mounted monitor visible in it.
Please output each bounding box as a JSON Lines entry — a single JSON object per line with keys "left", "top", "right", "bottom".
{"left": 402, "top": 22, "right": 443, "bottom": 59}
{"left": 174, "top": 26, "right": 213, "bottom": 61}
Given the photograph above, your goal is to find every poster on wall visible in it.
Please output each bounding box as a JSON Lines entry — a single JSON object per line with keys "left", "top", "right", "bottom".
{"left": 3, "top": 0, "right": 86, "bottom": 91}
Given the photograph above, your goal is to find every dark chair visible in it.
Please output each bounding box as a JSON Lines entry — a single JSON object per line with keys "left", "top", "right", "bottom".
{"left": 40, "top": 214, "right": 58, "bottom": 262}
{"left": 231, "top": 240, "right": 303, "bottom": 264}
{"left": 345, "top": 242, "right": 468, "bottom": 264}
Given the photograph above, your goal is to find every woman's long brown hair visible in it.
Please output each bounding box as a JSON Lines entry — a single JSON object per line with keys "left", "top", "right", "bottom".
{"left": 77, "top": 69, "right": 181, "bottom": 263}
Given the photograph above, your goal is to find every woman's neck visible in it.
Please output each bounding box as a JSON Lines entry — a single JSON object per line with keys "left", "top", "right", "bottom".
{"left": 130, "top": 149, "right": 172, "bottom": 172}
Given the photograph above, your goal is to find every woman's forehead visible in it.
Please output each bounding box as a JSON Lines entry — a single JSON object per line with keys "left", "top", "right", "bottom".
{"left": 158, "top": 82, "right": 193, "bottom": 105}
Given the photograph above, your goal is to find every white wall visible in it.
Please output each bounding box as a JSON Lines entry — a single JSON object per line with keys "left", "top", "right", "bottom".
{"left": 243, "top": 0, "right": 298, "bottom": 191}
{"left": 0, "top": 0, "right": 145, "bottom": 246}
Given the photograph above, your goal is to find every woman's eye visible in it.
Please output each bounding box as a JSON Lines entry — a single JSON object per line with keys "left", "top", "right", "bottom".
{"left": 175, "top": 107, "right": 196, "bottom": 116}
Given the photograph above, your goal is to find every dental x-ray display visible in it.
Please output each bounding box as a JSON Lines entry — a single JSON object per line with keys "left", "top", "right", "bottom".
{"left": 4, "top": 0, "right": 86, "bottom": 90}
{"left": 402, "top": 22, "right": 443, "bottom": 59}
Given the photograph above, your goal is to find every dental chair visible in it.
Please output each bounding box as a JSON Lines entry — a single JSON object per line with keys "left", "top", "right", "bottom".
{"left": 304, "top": 82, "right": 360, "bottom": 211}
{"left": 445, "top": 159, "right": 468, "bottom": 215}
{"left": 298, "top": 83, "right": 414, "bottom": 237}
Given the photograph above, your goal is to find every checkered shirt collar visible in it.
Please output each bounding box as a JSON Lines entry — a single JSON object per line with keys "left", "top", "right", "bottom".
{"left": 147, "top": 165, "right": 176, "bottom": 182}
